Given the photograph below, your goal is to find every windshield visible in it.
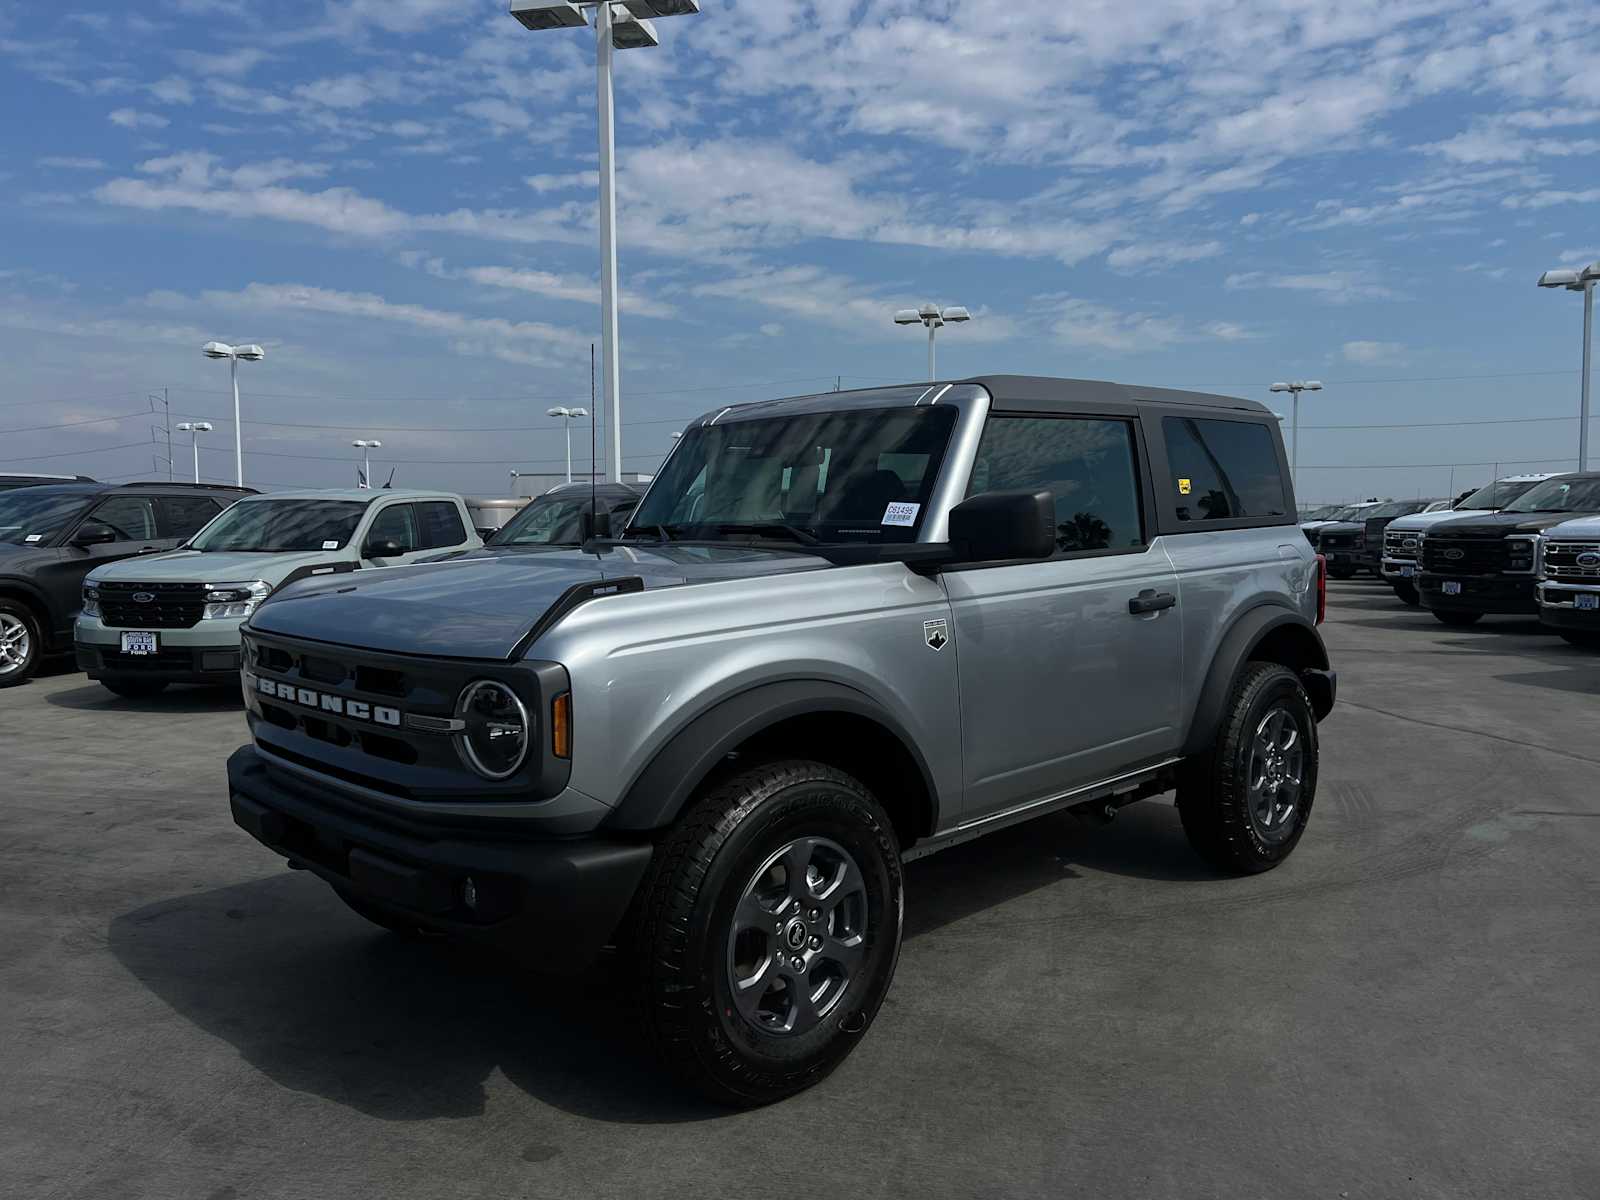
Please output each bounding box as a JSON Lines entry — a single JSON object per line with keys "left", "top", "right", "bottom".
{"left": 629, "top": 407, "right": 959, "bottom": 545}
{"left": 1457, "top": 477, "right": 1547, "bottom": 510}
{"left": 1504, "top": 476, "right": 1600, "bottom": 514}
{"left": 1365, "top": 501, "right": 1427, "bottom": 519}
{"left": 190, "top": 498, "right": 369, "bottom": 552}
{"left": 0, "top": 490, "right": 92, "bottom": 545}
{"left": 490, "top": 495, "right": 590, "bottom": 546}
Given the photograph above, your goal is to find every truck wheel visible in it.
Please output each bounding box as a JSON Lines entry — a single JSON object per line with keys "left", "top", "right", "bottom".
{"left": 1328, "top": 565, "right": 1355, "bottom": 580}
{"left": 1559, "top": 629, "right": 1600, "bottom": 651}
{"left": 1391, "top": 581, "right": 1420, "bottom": 606}
{"left": 631, "top": 760, "right": 904, "bottom": 1107}
{"left": 332, "top": 886, "right": 438, "bottom": 940}
{"left": 1433, "top": 610, "right": 1482, "bottom": 627}
{"left": 1177, "top": 662, "right": 1318, "bottom": 874}
{"left": 0, "top": 600, "right": 42, "bottom": 688}
{"left": 99, "top": 675, "right": 169, "bottom": 699}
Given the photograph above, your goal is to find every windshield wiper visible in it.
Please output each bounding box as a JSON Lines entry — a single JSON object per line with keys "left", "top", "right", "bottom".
{"left": 620, "top": 523, "right": 675, "bottom": 542}
{"left": 699, "top": 521, "right": 821, "bottom": 546}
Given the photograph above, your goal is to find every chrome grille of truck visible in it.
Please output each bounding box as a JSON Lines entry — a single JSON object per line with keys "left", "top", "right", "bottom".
{"left": 1543, "top": 541, "right": 1600, "bottom": 580}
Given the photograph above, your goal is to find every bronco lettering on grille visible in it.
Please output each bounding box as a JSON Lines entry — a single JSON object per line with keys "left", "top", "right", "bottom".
{"left": 255, "top": 677, "right": 401, "bottom": 726}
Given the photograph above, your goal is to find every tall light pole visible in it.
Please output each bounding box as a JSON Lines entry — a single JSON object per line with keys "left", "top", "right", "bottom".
{"left": 201, "top": 341, "right": 265, "bottom": 487}
{"left": 1269, "top": 380, "right": 1323, "bottom": 490}
{"left": 547, "top": 406, "right": 590, "bottom": 483}
{"left": 1537, "top": 261, "right": 1599, "bottom": 472}
{"left": 894, "top": 304, "right": 971, "bottom": 381}
{"left": 509, "top": 1, "right": 701, "bottom": 483}
{"left": 352, "top": 440, "right": 383, "bottom": 488}
{"left": 175, "top": 421, "right": 213, "bottom": 484}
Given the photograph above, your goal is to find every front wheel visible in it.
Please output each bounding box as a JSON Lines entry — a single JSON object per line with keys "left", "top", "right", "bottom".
{"left": 631, "top": 760, "right": 904, "bottom": 1107}
{"left": 0, "top": 600, "right": 42, "bottom": 688}
{"left": 1433, "top": 609, "right": 1483, "bottom": 627}
{"left": 99, "top": 675, "right": 170, "bottom": 698}
{"left": 1327, "top": 565, "right": 1355, "bottom": 580}
{"left": 1177, "top": 662, "right": 1318, "bottom": 874}
{"left": 1391, "top": 581, "right": 1420, "bottom": 606}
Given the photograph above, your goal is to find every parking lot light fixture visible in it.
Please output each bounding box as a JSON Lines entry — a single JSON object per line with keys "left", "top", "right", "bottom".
{"left": 201, "top": 341, "right": 265, "bottom": 487}
{"left": 1538, "top": 261, "right": 1600, "bottom": 471}
{"left": 894, "top": 304, "right": 973, "bottom": 382}
{"left": 175, "top": 421, "right": 213, "bottom": 484}
{"left": 507, "top": 0, "right": 700, "bottom": 483}
{"left": 547, "top": 406, "right": 589, "bottom": 483}
{"left": 351, "top": 440, "right": 383, "bottom": 489}
{"left": 1269, "top": 380, "right": 1323, "bottom": 489}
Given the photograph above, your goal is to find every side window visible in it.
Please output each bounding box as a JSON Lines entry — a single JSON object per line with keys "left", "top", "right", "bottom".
{"left": 86, "top": 496, "right": 158, "bottom": 541}
{"left": 158, "top": 496, "right": 221, "bottom": 539}
{"left": 1161, "top": 417, "right": 1287, "bottom": 523}
{"left": 364, "top": 504, "right": 420, "bottom": 555}
{"left": 417, "top": 501, "right": 469, "bottom": 549}
{"left": 968, "top": 416, "right": 1145, "bottom": 553}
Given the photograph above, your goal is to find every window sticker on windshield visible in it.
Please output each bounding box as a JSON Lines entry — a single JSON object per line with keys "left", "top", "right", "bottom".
{"left": 1178, "top": 478, "right": 1192, "bottom": 496}
{"left": 24, "top": 534, "right": 42, "bottom": 543}
{"left": 882, "top": 501, "right": 920, "bottom": 527}
{"left": 322, "top": 540, "right": 339, "bottom": 550}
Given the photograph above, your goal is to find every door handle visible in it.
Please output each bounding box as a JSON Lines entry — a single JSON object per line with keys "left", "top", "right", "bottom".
{"left": 1128, "top": 589, "right": 1177, "bottom": 614}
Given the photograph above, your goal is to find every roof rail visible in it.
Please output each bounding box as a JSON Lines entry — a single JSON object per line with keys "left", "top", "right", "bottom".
{"left": 117, "top": 481, "right": 258, "bottom": 493}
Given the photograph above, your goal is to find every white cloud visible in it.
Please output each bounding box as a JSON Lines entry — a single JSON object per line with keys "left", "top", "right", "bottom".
{"left": 760, "top": 323, "right": 783, "bottom": 337}
{"left": 37, "top": 156, "right": 108, "bottom": 171}
{"left": 1342, "top": 340, "right": 1406, "bottom": 365}
{"left": 1105, "top": 240, "right": 1223, "bottom": 273}
{"left": 108, "top": 108, "right": 169, "bottom": 130}
{"left": 1225, "top": 270, "right": 1396, "bottom": 303}
{"left": 174, "top": 47, "right": 270, "bottom": 78}
{"left": 457, "top": 98, "right": 532, "bottom": 133}
{"left": 1503, "top": 187, "right": 1600, "bottom": 210}
{"left": 408, "top": 258, "right": 675, "bottom": 319}
{"left": 149, "top": 77, "right": 194, "bottom": 105}
{"left": 526, "top": 172, "right": 600, "bottom": 194}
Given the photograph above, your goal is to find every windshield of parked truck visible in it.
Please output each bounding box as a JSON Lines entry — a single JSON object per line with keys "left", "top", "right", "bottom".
{"left": 190, "top": 498, "right": 369, "bottom": 552}
{"left": 1503, "top": 476, "right": 1600, "bottom": 514}
{"left": 491, "top": 495, "right": 589, "bottom": 546}
{"left": 628, "top": 406, "right": 960, "bottom": 545}
{"left": 0, "top": 489, "right": 93, "bottom": 545}
{"left": 1457, "top": 478, "right": 1547, "bottom": 510}
{"left": 1365, "top": 501, "right": 1427, "bottom": 519}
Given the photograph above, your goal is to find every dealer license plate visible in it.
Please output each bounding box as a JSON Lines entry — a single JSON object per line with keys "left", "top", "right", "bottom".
{"left": 120, "top": 631, "right": 158, "bottom": 655}
{"left": 1400, "top": 565, "right": 1415, "bottom": 578}
{"left": 1577, "top": 594, "right": 1599, "bottom": 611}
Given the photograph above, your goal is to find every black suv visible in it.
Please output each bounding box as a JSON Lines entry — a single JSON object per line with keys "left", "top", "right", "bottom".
{"left": 1417, "top": 473, "right": 1600, "bottom": 626}
{"left": 0, "top": 481, "right": 253, "bottom": 686}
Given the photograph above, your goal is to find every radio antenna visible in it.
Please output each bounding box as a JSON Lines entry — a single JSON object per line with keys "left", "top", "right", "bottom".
{"left": 590, "top": 343, "right": 599, "bottom": 559}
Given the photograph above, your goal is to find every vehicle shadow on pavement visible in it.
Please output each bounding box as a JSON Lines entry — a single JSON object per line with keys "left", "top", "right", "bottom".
{"left": 45, "top": 682, "right": 242, "bottom": 714}
{"left": 107, "top": 805, "right": 1217, "bottom": 1125}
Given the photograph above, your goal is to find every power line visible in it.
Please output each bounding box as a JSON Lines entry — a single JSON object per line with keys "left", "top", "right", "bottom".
{"left": 0, "top": 441, "right": 154, "bottom": 464}
{"left": 0, "top": 409, "right": 150, "bottom": 435}
{"left": 1298, "top": 456, "right": 1576, "bottom": 470}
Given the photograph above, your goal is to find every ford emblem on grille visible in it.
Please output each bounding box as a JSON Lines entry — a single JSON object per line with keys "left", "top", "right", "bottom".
{"left": 1442, "top": 549, "right": 1464, "bottom": 561}
{"left": 1578, "top": 552, "right": 1600, "bottom": 568}
{"left": 132, "top": 592, "right": 156, "bottom": 603}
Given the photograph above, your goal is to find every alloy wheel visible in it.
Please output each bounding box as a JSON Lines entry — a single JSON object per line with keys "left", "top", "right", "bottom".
{"left": 1247, "top": 706, "right": 1304, "bottom": 842}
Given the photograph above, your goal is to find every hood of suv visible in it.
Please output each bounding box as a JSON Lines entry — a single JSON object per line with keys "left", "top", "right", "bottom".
{"left": 1424, "top": 512, "right": 1587, "bottom": 538}
{"left": 1387, "top": 507, "right": 1496, "bottom": 532}
{"left": 89, "top": 548, "right": 349, "bottom": 588}
{"left": 248, "top": 543, "right": 830, "bottom": 659}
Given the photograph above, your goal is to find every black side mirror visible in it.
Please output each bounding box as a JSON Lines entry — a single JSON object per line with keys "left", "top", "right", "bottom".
{"left": 71, "top": 522, "right": 117, "bottom": 548}
{"left": 947, "top": 490, "right": 1056, "bottom": 564}
{"left": 364, "top": 539, "right": 404, "bottom": 559}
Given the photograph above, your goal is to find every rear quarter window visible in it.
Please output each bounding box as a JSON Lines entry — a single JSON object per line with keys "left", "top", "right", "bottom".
{"left": 1161, "top": 417, "right": 1288, "bottom": 526}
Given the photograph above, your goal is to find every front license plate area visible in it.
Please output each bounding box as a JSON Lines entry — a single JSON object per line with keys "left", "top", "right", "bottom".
{"left": 1400, "top": 565, "right": 1415, "bottom": 578}
{"left": 120, "top": 631, "right": 158, "bottom": 655}
{"left": 1442, "top": 581, "right": 1463, "bottom": 596}
{"left": 1576, "top": 594, "right": 1599, "bottom": 611}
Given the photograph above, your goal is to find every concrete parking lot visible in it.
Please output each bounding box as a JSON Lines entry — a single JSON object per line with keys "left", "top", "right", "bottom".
{"left": 3, "top": 581, "right": 1597, "bottom": 1200}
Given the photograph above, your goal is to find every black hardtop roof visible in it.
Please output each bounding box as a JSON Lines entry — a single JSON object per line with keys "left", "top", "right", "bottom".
{"left": 6, "top": 481, "right": 256, "bottom": 499}
{"left": 964, "top": 374, "right": 1271, "bottom": 415}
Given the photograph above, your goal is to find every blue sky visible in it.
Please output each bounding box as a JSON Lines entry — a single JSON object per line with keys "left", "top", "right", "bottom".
{"left": 2, "top": 0, "right": 1598, "bottom": 503}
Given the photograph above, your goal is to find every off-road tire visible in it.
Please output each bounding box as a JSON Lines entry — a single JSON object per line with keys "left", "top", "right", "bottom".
{"left": 332, "top": 886, "right": 439, "bottom": 940}
{"left": 1328, "top": 565, "right": 1356, "bottom": 580}
{"left": 1391, "top": 581, "right": 1420, "bottom": 607}
{"left": 630, "top": 760, "right": 904, "bottom": 1107}
{"left": 99, "top": 675, "right": 170, "bottom": 699}
{"left": 1433, "top": 609, "right": 1483, "bottom": 627}
{"left": 1558, "top": 628, "right": 1600, "bottom": 651}
{"left": 1177, "top": 662, "right": 1318, "bottom": 874}
{"left": 0, "top": 598, "right": 43, "bottom": 688}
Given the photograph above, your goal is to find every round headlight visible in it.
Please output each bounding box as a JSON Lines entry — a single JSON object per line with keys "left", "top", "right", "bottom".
{"left": 454, "top": 680, "right": 531, "bottom": 780}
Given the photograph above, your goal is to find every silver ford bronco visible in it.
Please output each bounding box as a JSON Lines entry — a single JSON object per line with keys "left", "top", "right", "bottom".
{"left": 227, "top": 376, "right": 1335, "bottom": 1105}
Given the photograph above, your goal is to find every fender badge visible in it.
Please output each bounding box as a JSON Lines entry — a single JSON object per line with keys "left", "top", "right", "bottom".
{"left": 923, "top": 619, "right": 949, "bottom": 651}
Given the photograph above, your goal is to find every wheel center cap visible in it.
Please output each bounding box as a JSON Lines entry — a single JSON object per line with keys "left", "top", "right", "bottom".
{"left": 783, "top": 919, "right": 809, "bottom": 951}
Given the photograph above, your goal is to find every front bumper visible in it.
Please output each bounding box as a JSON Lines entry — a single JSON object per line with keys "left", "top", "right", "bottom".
{"left": 1380, "top": 556, "right": 1419, "bottom": 581}
{"left": 1538, "top": 582, "right": 1600, "bottom": 631}
{"left": 227, "top": 745, "right": 652, "bottom": 972}
{"left": 1416, "top": 572, "right": 1538, "bottom": 614}
{"left": 76, "top": 614, "right": 244, "bottom": 683}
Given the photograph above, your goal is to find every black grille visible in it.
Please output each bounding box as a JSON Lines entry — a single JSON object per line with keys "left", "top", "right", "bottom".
{"left": 1318, "top": 531, "right": 1361, "bottom": 551}
{"left": 98, "top": 581, "right": 206, "bottom": 629}
{"left": 1421, "top": 537, "right": 1510, "bottom": 575}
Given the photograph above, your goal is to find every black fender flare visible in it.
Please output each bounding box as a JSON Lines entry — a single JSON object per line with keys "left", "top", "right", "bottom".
{"left": 1181, "top": 604, "right": 1333, "bottom": 757}
{"left": 0, "top": 576, "right": 62, "bottom": 643}
{"left": 605, "top": 679, "right": 941, "bottom": 834}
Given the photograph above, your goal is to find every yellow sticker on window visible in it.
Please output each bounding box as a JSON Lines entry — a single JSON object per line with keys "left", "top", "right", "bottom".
{"left": 1178, "top": 478, "right": 1192, "bottom": 495}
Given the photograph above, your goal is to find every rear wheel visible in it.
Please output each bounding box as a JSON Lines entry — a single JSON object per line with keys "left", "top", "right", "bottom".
{"left": 1558, "top": 628, "right": 1600, "bottom": 651}
{"left": 1433, "top": 609, "right": 1482, "bottom": 627}
{"left": 631, "top": 760, "right": 903, "bottom": 1107}
{"left": 0, "top": 600, "right": 42, "bottom": 688}
{"left": 99, "top": 675, "right": 170, "bottom": 698}
{"left": 1177, "top": 662, "right": 1318, "bottom": 874}
{"left": 1391, "top": 581, "right": 1420, "bottom": 606}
